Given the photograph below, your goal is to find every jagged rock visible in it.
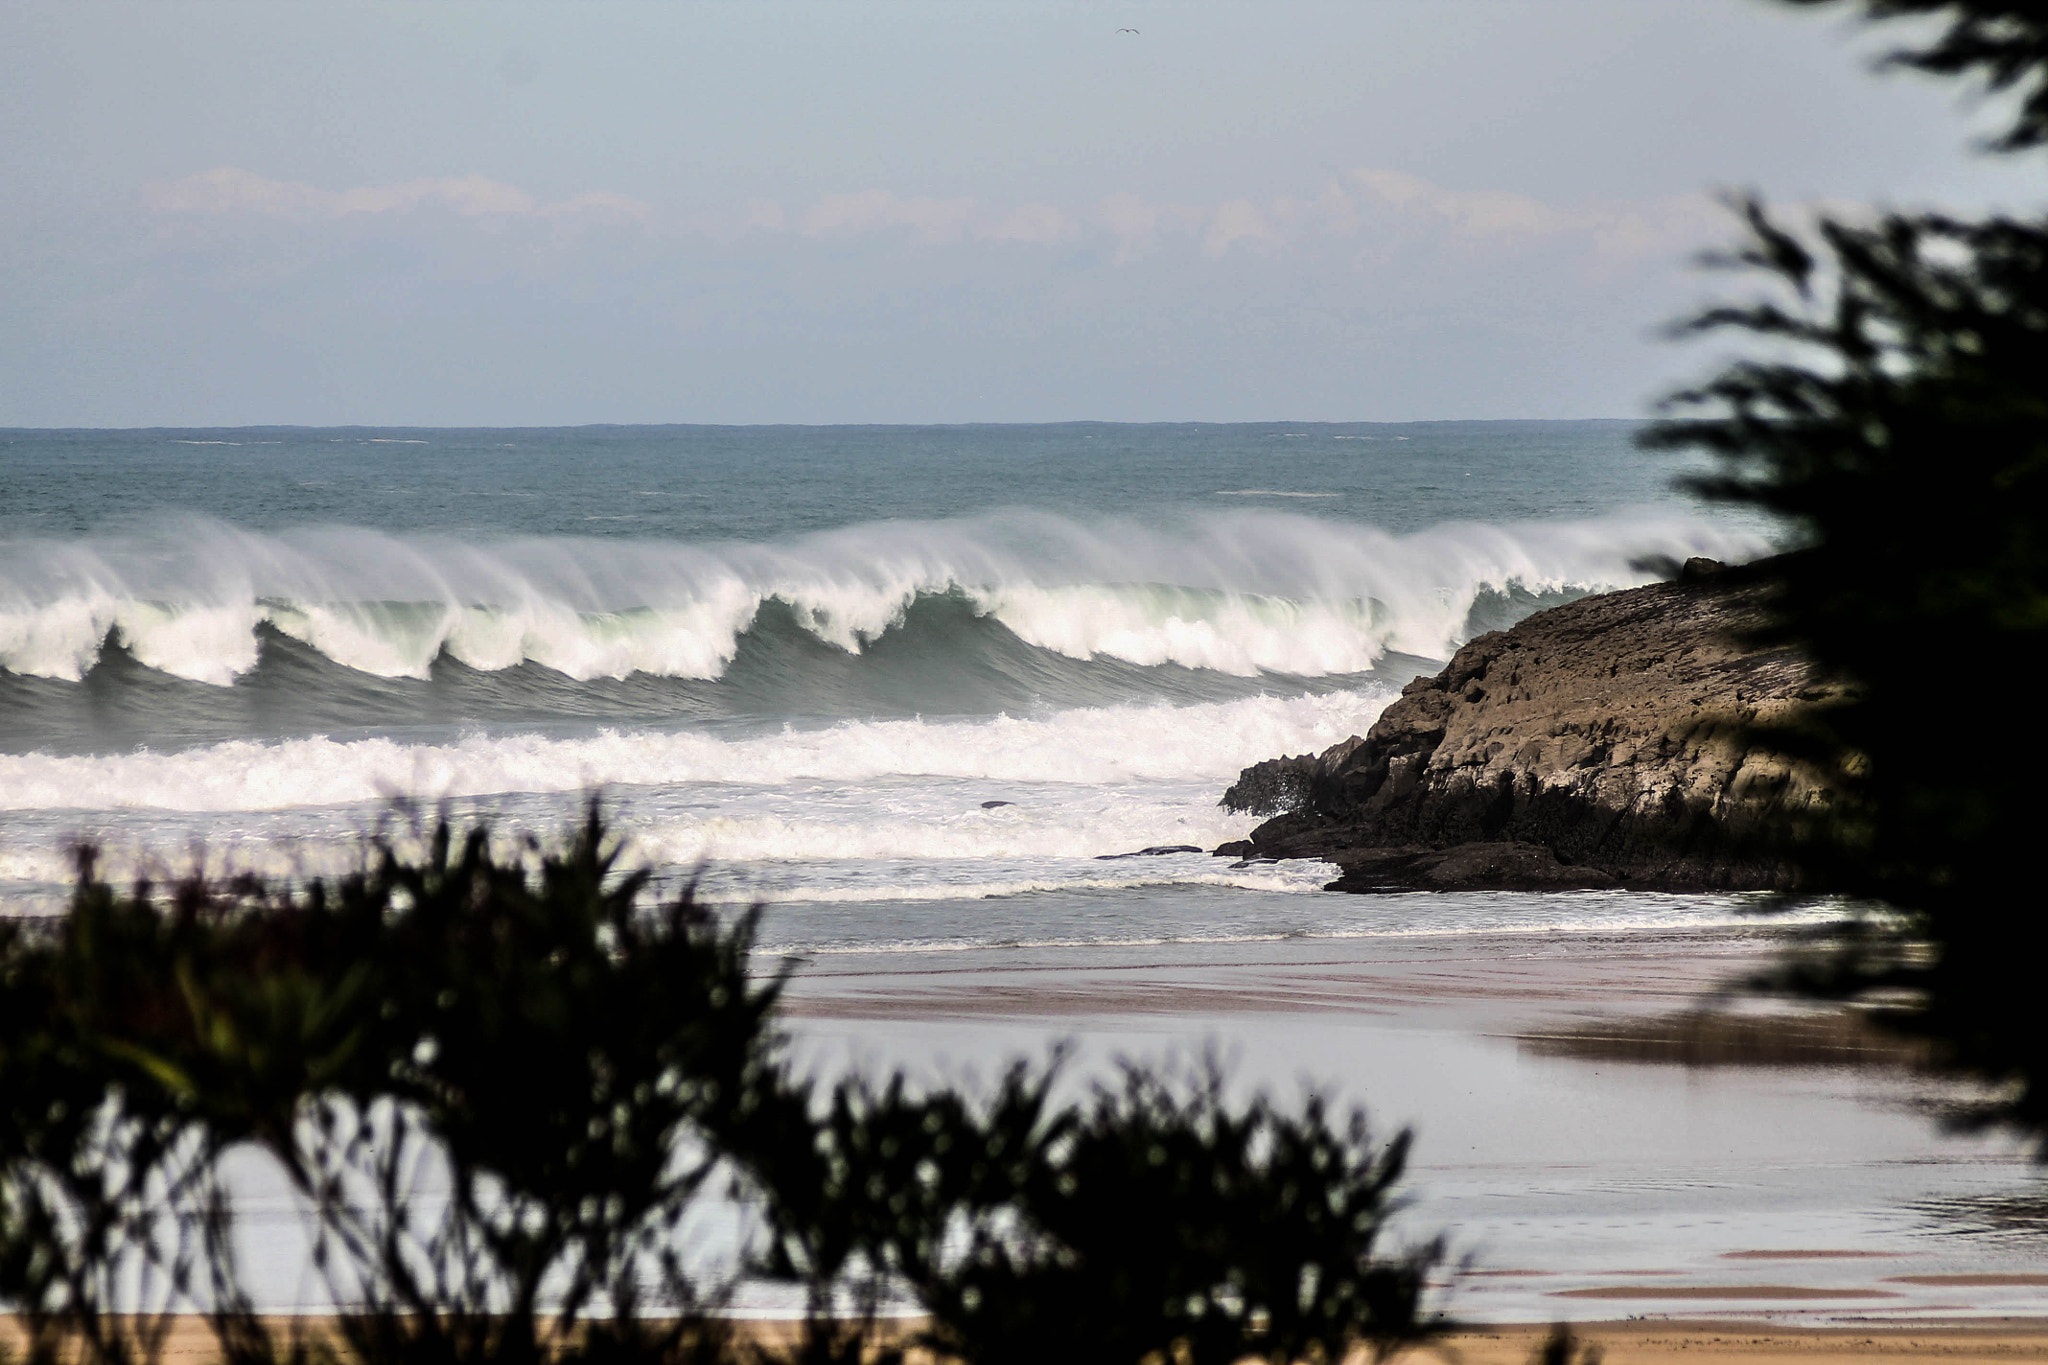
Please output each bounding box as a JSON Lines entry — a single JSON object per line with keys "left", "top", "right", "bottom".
{"left": 1220, "top": 756, "right": 1317, "bottom": 819}
{"left": 1219, "top": 734, "right": 1363, "bottom": 817}
{"left": 1217, "top": 562, "right": 1836, "bottom": 892}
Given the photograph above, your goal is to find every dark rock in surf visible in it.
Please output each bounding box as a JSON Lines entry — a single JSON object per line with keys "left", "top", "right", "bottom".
{"left": 980, "top": 800, "right": 1015, "bottom": 809}
{"left": 1218, "top": 736, "right": 1365, "bottom": 819}
{"left": 1318, "top": 842, "right": 1613, "bottom": 893}
{"left": 1096, "top": 844, "right": 1205, "bottom": 860}
{"left": 1217, "top": 560, "right": 1836, "bottom": 892}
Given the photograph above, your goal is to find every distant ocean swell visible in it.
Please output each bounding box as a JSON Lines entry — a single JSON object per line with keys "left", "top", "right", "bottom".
{"left": 0, "top": 511, "right": 1764, "bottom": 688}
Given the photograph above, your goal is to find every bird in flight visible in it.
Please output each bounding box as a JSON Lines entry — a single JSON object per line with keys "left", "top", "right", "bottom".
{"left": 1116, "top": 27, "right": 1139, "bottom": 34}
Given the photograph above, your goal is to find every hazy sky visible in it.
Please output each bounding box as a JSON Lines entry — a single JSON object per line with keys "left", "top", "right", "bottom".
{"left": 3, "top": 0, "right": 2041, "bottom": 426}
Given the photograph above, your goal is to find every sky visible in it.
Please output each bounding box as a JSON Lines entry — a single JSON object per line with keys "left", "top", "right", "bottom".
{"left": 2, "top": 0, "right": 2042, "bottom": 427}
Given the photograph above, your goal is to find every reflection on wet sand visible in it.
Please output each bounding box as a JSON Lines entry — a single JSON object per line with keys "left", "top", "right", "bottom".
{"left": 783, "top": 925, "right": 2048, "bottom": 1328}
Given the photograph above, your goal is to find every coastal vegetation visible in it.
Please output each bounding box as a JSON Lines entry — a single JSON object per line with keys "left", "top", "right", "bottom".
{"left": 0, "top": 807, "right": 1442, "bottom": 1365}
{"left": 1221, "top": 0, "right": 2048, "bottom": 1146}
{"left": 1643, "top": 0, "right": 2048, "bottom": 1143}
{"left": 7, "top": 3, "right": 2045, "bottom": 1362}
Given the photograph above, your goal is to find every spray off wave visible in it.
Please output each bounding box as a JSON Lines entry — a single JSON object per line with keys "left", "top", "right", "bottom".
{"left": 0, "top": 511, "right": 1764, "bottom": 686}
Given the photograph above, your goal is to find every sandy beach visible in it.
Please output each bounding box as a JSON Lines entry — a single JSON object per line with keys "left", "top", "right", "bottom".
{"left": 1413, "top": 1321, "right": 2048, "bottom": 1362}
{"left": 15, "top": 1314, "right": 2048, "bottom": 1365}
{"left": 777, "top": 916, "right": 2048, "bottom": 1334}
{"left": 9, "top": 913, "right": 2042, "bottom": 1363}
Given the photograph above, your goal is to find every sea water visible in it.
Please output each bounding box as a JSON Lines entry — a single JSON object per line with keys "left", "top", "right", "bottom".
{"left": 0, "top": 421, "right": 1768, "bottom": 940}
{"left": 19, "top": 423, "right": 2048, "bottom": 1322}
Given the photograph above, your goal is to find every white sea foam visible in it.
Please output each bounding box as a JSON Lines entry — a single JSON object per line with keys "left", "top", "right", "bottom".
{"left": 0, "top": 691, "right": 1382, "bottom": 917}
{"left": 0, "top": 825, "right": 1336, "bottom": 919}
{"left": 0, "top": 511, "right": 1768, "bottom": 684}
{"left": 764, "top": 896, "right": 1838, "bottom": 955}
{"left": 726, "top": 864, "right": 1341, "bottom": 906}
{"left": 0, "top": 688, "right": 1388, "bottom": 814}
{"left": 627, "top": 799, "right": 1249, "bottom": 866}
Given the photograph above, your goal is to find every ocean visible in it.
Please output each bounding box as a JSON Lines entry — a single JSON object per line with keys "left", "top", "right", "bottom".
{"left": 15, "top": 421, "right": 2048, "bottom": 1322}
{"left": 0, "top": 420, "right": 1767, "bottom": 940}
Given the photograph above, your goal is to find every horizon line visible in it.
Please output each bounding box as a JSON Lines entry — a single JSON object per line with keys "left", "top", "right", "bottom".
{"left": 1, "top": 416, "right": 1642, "bottom": 434}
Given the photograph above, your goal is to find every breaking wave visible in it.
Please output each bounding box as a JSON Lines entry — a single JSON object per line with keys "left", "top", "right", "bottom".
{"left": 1, "top": 510, "right": 1764, "bottom": 689}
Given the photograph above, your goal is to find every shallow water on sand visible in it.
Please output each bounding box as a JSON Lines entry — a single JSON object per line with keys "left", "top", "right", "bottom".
{"left": 199, "top": 923, "right": 2048, "bottom": 1324}
{"left": 777, "top": 925, "right": 2048, "bottom": 1327}
{"left": 10, "top": 425, "right": 2031, "bottom": 1325}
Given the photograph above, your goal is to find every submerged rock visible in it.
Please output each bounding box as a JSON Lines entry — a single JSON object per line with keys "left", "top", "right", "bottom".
{"left": 1216, "top": 561, "right": 1837, "bottom": 892}
{"left": 1097, "top": 844, "right": 1206, "bottom": 860}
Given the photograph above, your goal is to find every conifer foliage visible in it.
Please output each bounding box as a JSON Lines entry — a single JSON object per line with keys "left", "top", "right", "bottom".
{"left": 1646, "top": 2, "right": 2048, "bottom": 1140}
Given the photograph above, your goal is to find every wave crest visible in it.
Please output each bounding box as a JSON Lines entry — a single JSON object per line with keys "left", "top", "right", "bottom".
{"left": 0, "top": 511, "right": 1765, "bottom": 686}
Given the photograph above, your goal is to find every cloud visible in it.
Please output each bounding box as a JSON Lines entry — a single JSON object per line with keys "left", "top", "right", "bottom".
{"left": 142, "top": 167, "right": 334, "bottom": 218}
{"left": 799, "top": 190, "right": 977, "bottom": 243}
{"left": 141, "top": 167, "right": 651, "bottom": 224}
{"left": 780, "top": 190, "right": 1081, "bottom": 247}
{"left": 1346, "top": 169, "right": 1569, "bottom": 238}
{"left": 1343, "top": 168, "right": 1720, "bottom": 264}
{"left": 742, "top": 199, "right": 789, "bottom": 231}
{"left": 1098, "top": 192, "right": 1210, "bottom": 263}
{"left": 983, "top": 202, "right": 1080, "bottom": 245}
{"left": 139, "top": 166, "right": 1718, "bottom": 270}
{"left": 1081, "top": 171, "right": 1721, "bottom": 267}
{"left": 1202, "top": 198, "right": 1275, "bottom": 257}
{"left": 1099, "top": 191, "right": 1158, "bottom": 254}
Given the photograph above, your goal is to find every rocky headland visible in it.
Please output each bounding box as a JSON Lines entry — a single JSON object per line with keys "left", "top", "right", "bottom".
{"left": 1216, "top": 559, "right": 1835, "bottom": 892}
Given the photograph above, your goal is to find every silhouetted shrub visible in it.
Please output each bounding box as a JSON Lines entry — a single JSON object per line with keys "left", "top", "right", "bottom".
{"left": 750, "top": 1057, "right": 1438, "bottom": 1365}
{"left": 0, "top": 806, "right": 1441, "bottom": 1365}
{"left": 2, "top": 811, "right": 785, "bottom": 1365}
{"left": 1647, "top": 1, "right": 2048, "bottom": 1145}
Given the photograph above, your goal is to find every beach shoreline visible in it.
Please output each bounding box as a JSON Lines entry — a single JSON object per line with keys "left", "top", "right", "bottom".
{"left": 6, "top": 916, "right": 2037, "bottom": 1333}
{"left": 776, "top": 920, "right": 2047, "bottom": 1329}
{"left": 12, "top": 1314, "right": 2048, "bottom": 1365}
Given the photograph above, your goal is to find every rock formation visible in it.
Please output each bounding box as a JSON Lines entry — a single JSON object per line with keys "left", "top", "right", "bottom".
{"left": 1216, "top": 559, "right": 1836, "bottom": 892}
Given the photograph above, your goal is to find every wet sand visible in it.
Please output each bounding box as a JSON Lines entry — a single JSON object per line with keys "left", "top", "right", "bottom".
{"left": 779, "top": 922, "right": 2048, "bottom": 1327}
{"left": 13, "top": 1315, "right": 2048, "bottom": 1365}
{"left": 1405, "top": 1321, "right": 2048, "bottom": 1362}
{"left": 12, "top": 920, "right": 2044, "bottom": 1356}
